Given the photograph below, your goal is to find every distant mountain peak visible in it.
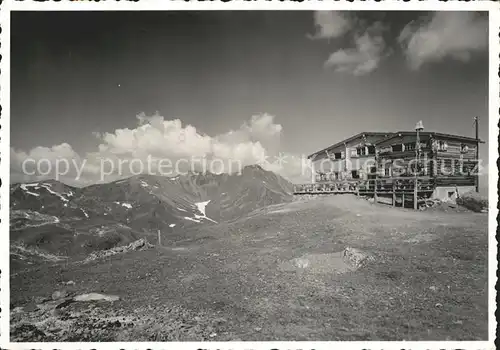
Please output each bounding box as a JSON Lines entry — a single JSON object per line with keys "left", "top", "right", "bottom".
{"left": 243, "top": 164, "right": 265, "bottom": 171}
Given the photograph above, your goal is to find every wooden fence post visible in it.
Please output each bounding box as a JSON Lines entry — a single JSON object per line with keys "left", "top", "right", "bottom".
{"left": 392, "top": 181, "right": 396, "bottom": 207}
{"left": 413, "top": 178, "right": 418, "bottom": 210}
{"left": 402, "top": 193, "right": 405, "bottom": 208}
{"left": 158, "top": 229, "right": 162, "bottom": 246}
{"left": 374, "top": 178, "right": 378, "bottom": 204}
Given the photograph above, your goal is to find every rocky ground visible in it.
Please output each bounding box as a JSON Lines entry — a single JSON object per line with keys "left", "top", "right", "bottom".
{"left": 10, "top": 194, "right": 489, "bottom": 341}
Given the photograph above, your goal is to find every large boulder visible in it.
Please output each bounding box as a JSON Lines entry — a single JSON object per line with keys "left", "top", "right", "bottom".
{"left": 456, "top": 191, "right": 488, "bottom": 213}
{"left": 342, "top": 247, "right": 374, "bottom": 268}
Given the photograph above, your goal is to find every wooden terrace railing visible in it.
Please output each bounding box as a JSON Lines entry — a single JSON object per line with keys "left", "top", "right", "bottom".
{"left": 293, "top": 176, "right": 436, "bottom": 209}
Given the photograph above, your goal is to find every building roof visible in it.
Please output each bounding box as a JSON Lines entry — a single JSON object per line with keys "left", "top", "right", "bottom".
{"left": 374, "top": 131, "right": 485, "bottom": 145}
{"left": 308, "top": 130, "right": 485, "bottom": 159}
{"left": 307, "top": 132, "right": 392, "bottom": 159}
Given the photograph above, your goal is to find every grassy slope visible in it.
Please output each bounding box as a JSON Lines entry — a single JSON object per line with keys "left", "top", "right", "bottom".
{"left": 11, "top": 195, "right": 488, "bottom": 341}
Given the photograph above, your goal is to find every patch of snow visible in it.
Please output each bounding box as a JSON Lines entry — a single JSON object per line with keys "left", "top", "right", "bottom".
{"left": 171, "top": 247, "right": 188, "bottom": 251}
{"left": 177, "top": 207, "right": 187, "bottom": 212}
{"left": 140, "top": 181, "right": 149, "bottom": 188}
{"left": 20, "top": 184, "right": 40, "bottom": 197}
{"left": 114, "top": 201, "right": 132, "bottom": 209}
{"left": 193, "top": 200, "right": 217, "bottom": 223}
{"left": 194, "top": 214, "right": 217, "bottom": 223}
{"left": 184, "top": 216, "right": 201, "bottom": 223}
{"left": 11, "top": 210, "right": 60, "bottom": 227}
{"left": 169, "top": 223, "right": 176, "bottom": 228}
{"left": 11, "top": 244, "right": 67, "bottom": 262}
{"left": 81, "top": 209, "right": 89, "bottom": 218}
{"left": 40, "top": 184, "right": 69, "bottom": 202}
{"left": 74, "top": 293, "right": 119, "bottom": 302}
{"left": 195, "top": 200, "right": 211, "bottom": 216}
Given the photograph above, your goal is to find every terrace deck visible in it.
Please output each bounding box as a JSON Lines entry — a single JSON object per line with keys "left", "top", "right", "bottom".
{"left": 293, "top": 177, "right": 437, "bottom": 209}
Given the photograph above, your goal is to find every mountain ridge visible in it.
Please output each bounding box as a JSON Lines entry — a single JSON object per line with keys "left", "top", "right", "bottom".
{"left": 10, "top": 165, "right": 293, "bottom": 265}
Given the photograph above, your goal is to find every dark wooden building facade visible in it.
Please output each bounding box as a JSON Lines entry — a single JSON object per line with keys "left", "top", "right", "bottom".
{"left": 375, "top": 131, "right": 482, "bottom": 200}
{"left": 296, "top": 130, "right": 483, "bottom": 207}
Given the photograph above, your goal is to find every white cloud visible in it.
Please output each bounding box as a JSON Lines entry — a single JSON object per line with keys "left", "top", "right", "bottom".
{"left": 10, "top": 113, "right": 307, "bottom": 185}
{"left": 399, "top": 11, "right": 488, "bottom": 69}
{"left": 308, "top": 11, "right": 352, "bottom": 40}
{"left": 324, "top": 21, "right": 390, "bottom": 76}
{"left": 309, "top": 12, "right": 390, "bottom": 76}
{"left": 98, "top": 114, "right": 213, "bottom": 159}
{"left": 10, "top": 143, "right": 103, "bottom": 186}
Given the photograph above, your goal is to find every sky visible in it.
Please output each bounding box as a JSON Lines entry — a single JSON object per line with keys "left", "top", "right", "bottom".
{"left": 10, "top": 11, "right": 489, "bottom": 186}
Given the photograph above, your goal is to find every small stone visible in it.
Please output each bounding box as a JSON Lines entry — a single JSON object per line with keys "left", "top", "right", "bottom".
{"left": 254, "top": 327, "right": 262, "bottom": 332}
{"left": 429, "top": 286, "right": 437, "bottom": 292}
{"left": 435, "top": 303, "right": 443, "bottom": 308}
{"left": 52, "top": 290, "right": 68, "bottom": 301}
{"left": 209, "top": 332, "right": 217, "bottom": 338}
{"left": 343, "top": 247, "right": 374, "bottom": 268}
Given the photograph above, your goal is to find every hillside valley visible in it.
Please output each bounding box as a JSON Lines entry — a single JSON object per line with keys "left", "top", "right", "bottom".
{"left": 10, "top": 194, "right": 488, "bottom": 341}
{"left": 10, "top": 165, "right": 293, "bottom": 266}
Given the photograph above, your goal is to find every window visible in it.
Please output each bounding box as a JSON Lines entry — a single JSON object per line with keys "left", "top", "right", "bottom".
{"left": 356, "top": 147, "right": 367, "bottom": 156}
{"left": 351, "top": 170, "right": 359, "bottom": 179}
{"left": 437, "top": 141, "right": 448, "bottom": 151}
{"left": 409, "top": 162, "right": 417, "bottom": 174}
{"left": 334, "top": 152, "right": 342, "bottom": 160}
{"left": 404, "top": 143, "right": 416, "bottom": 151}
{"left": 384, "top": 165, "right": 391, "bottom": 177}
{"left": 367, "top": 145, "right": 376, "bottom": 155}
{"left": 379, "top": 146, "right": 392, "bottom": 154}
{"left": 392, "top": 144, "right": 403, "bottom": 152}
{"left": 460, "top": 143, "right": 469, "bottom": 153}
